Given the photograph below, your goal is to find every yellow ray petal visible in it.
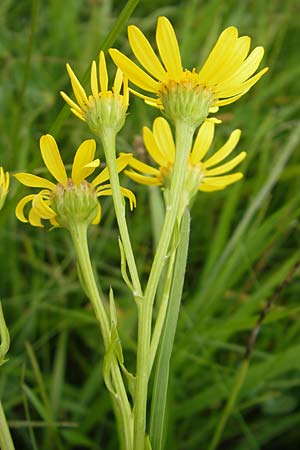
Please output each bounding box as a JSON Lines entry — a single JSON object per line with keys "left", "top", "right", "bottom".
{"left": 92, "top": 202, "right": 102, "bottom": 224}
{"left": 215, "top": 46, "right": 265, "bottom": 92}
{"left": 205, "top": 151, "right": 247, "bottom": 176}
{"left": 50, "top": 215, "right": 60, "bottom": 228}
{"left": 156, "top": 16, "right": 182, "bottom": 79}
{"left": 0, "top": 167, "right": 8, "bottom": 186}
{"left": 109, "top": 49, "right": 159, "bottom": 93}
{"left": 16, "top": 194, "right": 35, "bottom": 222}
{"left": 209, "top": 106, "right": 219, "bottom": 113}
{"left": 40, "top": 135, "right": 68, "bottom": 186}
{"left": 70, "top": 107, "right": 86, "bottom": 121}
{"left": 153, "top": 117, "right": 175, "bottom": 162}
{"left": 60, "top": 91, "right": 83, "bottom": 114}
{"left": 190, "top": 121, "right": 215, "bottom": 164}
{"left": 113, "top": 68, "right": 123, "bottom": 95}
{"left": 125, "top": 170, "right": 161, "bottom": 186}
{"left": 209, "top": 36, "right": 251, "bottom": 83}
{"left": 33, "top": 193, "right": 56, "bottom": 219}
{"left": 95, "top": 184, "right": 111, "bottom": 195}
{"left": 96, "top": 188, "right": 113, "bottom": 197}
{"left": 199, "top": 183, "right": 225, "bottom": 192}
{"left": 198, "top": 27, "right": 238, "bottom": 82}
{"left": 204, "top": 172, "right": 243, "bottom": 186}
{"left": 120, "top": 187, "right": 136, "bottom": 210}
{"left": 129, "top": 87, "right": 160, "bottom": 105}
{"left": 99, "top": 51, "right": 108, "bottom": 92}
{"left": 128, "top": 25, "right": 166, "bottom": 81}
{"left": 123, "top": 76, "right": 129, "bottom": 106}
{"left": 85, "top": 160, "right": 100, "bottom": 168}
{"left": 92, "top": 154, "right": 133, "bottom": 187}
{"left": 215, "top": 67, "right": 268, "bottom": 98}
{"left": 28, "top": 207, "right": 43, "bottom": 227}
{"left": 144, "top": 98, "right": 162, "bottom": 109}
{"left": 66, "top": 63, "right": 88, "bottom": 109}
{"left": 126, "top": 156, "right": 160, "bottom": 176}
{"left": 203, "top": 129, "right": 241, "bottom": 168}
{"left": 213, "top": 93, "right": 244, "bottom": 107}
{"left": 90, "top": 60, "right": 99, "bottom": 98}
{"left": 143, "top": 126, "right": 166, "bottom": 166}
{"left": 14, "top": 173, "right": 55, "bottom": 190}
{"left": 72, "top": 139, "right": 97, "bottom": 185}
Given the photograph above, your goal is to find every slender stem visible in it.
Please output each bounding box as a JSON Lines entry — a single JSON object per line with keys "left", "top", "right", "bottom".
{"left": 0, "top": 401, "right": 16, "bottom": 450}
{"left": 69, "top": 222, "right": 110, "bottom": 346}
{"left": 100, "top": 128, "right": 143, "bottom": 299}
{"left": 133, "top": 121, "right": 195, "bottom": 450}
{"left": 69, "top": 222, "right": 133, "bottom": 450}
{"left": 208, "top": 360, "right": 249, "bottom": 450}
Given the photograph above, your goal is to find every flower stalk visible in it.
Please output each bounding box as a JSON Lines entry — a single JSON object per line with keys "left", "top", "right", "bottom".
{"left": 68, "top": 221, "right": 133, "bottom": 450}
{"left": 98, "top": 128, "right": 143, "bottom": 300}
{"left": 133, "top": 120, "right": 195, "bottom": 450}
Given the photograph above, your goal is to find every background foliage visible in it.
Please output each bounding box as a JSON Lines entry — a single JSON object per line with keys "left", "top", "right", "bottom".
{"left": 1, "top": 0, "right": 300, "bottom": 449}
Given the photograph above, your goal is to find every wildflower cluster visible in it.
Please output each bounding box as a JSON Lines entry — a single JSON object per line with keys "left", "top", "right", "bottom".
{"left": 13, "top": 14, "right": 268, "bottom": 450}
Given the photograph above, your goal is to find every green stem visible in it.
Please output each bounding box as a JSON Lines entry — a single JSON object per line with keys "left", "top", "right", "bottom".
{"left": 208, "top": 359, "right": 249, "bottom": 450}
{"left": 0, "top": 401, "right": 16, "bottom": 450}
{"left": 133, "top": 121, "right": 195, "bottom": 450}
{"left": 69, "top": 222, "right": 133, "bottom": 450}
{"left": 100, "top": 128, "right": 143, "bottom": 299}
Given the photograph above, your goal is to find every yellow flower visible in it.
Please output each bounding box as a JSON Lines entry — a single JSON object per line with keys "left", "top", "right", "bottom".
{"left": 110, "top": 16, "right": 268, "bottom": 119}
{"left": 15, "top": 135, "right": 135, "bottom": 228}
{"left": 0, "top": 167, "right": 9, "bottom": 210}
{"left": 61, "top": 51, "right": 129, "bottom": 136}
{"left": 124, "top": 117, "right": 246, "bottom": 195}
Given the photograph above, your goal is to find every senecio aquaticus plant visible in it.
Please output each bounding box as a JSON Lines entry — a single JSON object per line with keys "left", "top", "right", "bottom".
{"left": 10, "top": 16, "right": 268, "bottom": 450}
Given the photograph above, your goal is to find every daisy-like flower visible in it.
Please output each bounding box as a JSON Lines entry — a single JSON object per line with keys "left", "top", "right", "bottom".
{"left": 61, "top": 51, "right": 129, "bottom": 136}
{"left": 110, "top": 16, "right": 268, "bottom": 126}
{"left": 124, "top": 117, "right": 246, "bottom": 199}
{"left": 14, "top": 135, "right": 135, "bottom": 229}
{"left": 0, "top": 166, "right": 10, "bottom": 211}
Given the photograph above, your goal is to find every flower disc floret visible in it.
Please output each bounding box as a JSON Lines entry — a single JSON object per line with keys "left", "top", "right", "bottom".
{"left": 14, "top": 135, "right": 135, "bottom": 229}
{"left": 61, "top": 51, "right": 129, "bottom": 136}
{"left": 109, "top": 16, "right": 268, "bottom": 123}
{"left": 124, "top": 117, "right": 247, "bottom": 201}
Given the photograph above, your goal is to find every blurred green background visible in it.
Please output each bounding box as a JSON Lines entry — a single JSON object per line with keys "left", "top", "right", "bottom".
{"left": 1, "top": 0, "right": 300, "bottom": 449}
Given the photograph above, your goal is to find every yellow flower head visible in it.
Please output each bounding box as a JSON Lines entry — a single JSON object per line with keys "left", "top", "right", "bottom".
{"left": 110, "top": 16, "right": 268, "bottom": 126}
{"left": 0, "top": 167, "right": 10, "bottom": 211}
{"left": 124, "top": 117, "right": 246, "bottom": 199}
{"left": 61, "top": 51, "right": 129, "bottom": 136}
{"left": 15, "top": 135, "right": 135, "bottom": 229}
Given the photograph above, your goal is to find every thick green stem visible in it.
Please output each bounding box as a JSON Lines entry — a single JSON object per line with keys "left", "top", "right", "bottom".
{"left": 100, "top": 128, "right": 143, "bottom": 299}
{"left": 69, "top": 222, "right": 133, "bottom": 450}
{"left": 0, "top": 401, "right": 15, "bottom": 450}
{"left": 133, "top": 121, "right": 195, "bottom": 450}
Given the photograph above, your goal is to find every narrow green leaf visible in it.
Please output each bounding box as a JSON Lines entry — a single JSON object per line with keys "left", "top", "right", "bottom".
{"left": 0, "top": 302, "right": 10, "bottom": 366}
{"left": 109, "top": 287, "right": 118, "bottom": 325}
{"left": 118, "top": 238, "right": 134, "bottom": 292}
{"left": 149, "top": 209, "right": 191, "bottom": 450}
